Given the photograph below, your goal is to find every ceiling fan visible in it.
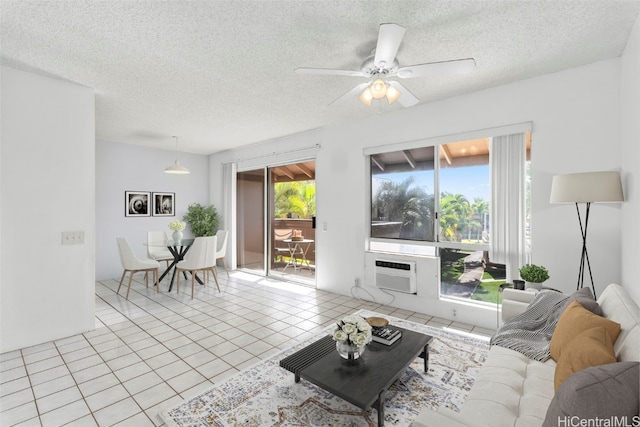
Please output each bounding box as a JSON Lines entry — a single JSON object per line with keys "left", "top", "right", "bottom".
{"left": 295, "top": 23, "right": 475, "bottom": 107}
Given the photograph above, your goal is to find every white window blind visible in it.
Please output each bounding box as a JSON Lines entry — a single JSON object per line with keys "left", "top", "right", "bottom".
{"left": 489, "top": 133, "right": 527, "bottom": 281}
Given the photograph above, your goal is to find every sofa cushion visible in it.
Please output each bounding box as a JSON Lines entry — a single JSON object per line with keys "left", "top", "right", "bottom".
{"left": 553, "top": 326, "right": 616, "bottom": 391}
{"left": 597, "top": 283, "right": 640, "bottom": 362}
{"left": 456, "top": 346, "right": 556, "bottom": 427}
{"left": 549, "top": 300, "right": 621, "bottom": 361}
{"left": 543, "top": 362, "right": 639, "bottom": 427}
{"left": 561, "top": 287, "right": 601, "bottom": 316}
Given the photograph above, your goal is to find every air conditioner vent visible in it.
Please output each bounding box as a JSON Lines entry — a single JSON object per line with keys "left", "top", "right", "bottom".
{"left": 374, "top": 259, "right": 417, "bottom": 294}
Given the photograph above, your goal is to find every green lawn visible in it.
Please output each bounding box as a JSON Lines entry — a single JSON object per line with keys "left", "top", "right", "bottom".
{"left": 440, "top": 248, "right": 507, "bottom": 303}
{"left": 470, "top": 280, "right": 507, "bottom": 303}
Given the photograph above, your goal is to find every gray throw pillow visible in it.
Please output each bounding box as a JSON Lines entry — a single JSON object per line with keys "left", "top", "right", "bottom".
{"left": 561, "top": 287, "right": 602, "bottom": 316}
{"left": 543, "top": 362, "right": 639, "bottom": 427}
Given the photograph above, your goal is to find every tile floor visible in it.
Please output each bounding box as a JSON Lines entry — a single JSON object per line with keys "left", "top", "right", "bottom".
{"left": 0, "top": 270, "right": 493, "bottom": 427}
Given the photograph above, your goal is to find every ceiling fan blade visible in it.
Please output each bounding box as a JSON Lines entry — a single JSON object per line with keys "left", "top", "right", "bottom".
{"left": 295, "top": 67, "right": 367, "bottom": 77}
{"left": 374, "top": 23, "right": 406, "bottom": 68}
{"left": 388, "top": 81, "right": 419, "bottom": 107}
{"left": 396, "top": 58, "right": 476, "bottom": 78}
{"left": 329, "top": 82, "right": 370, "bottom": 105}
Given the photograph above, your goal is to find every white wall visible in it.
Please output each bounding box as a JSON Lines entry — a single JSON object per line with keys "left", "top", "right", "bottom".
{"left": 1, "top": 67, "right": 95, "bottom": 353}
{"left": 95, "top": 140, "right": 210, "bottom": 280}
{"left": 209, "top": 58, "right": 627, "bottom": 329}
{"left": 621, "top": 15, "right": 640, "bottom": 303}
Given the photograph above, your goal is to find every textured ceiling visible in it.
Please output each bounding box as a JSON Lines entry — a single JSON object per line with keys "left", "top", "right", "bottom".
{"left": 2, "top": 1, "right": 639, "bottom": 155}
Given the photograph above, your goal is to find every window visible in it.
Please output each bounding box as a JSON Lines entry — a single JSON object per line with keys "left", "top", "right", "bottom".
{"left": 439, "top": 139, "right": 490, "bottom": 244}
{"left": 370, "top": 147, "right": 435, "bottom": 241}
{"left": 367, "top": 129, "right": 531, "bottom": 304}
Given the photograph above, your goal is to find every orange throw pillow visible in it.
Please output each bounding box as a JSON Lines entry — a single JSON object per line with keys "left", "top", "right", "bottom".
{"left": 550, "top": 300, "right": 621, "bottom": 361}
{"left": 554, "top": 326, "right": 617, "bottom": 391}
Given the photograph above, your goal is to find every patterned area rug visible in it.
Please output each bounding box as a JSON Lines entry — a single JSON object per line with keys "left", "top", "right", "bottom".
{"left": 159, "top": 310, "right": 490, "bottom": 427}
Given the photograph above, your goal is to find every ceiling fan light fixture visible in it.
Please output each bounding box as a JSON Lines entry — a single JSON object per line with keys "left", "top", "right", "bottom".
{"left": 358, "top": 87, "right": 373, "bottom": 106}
{"left": 370, "top": 78, "right": 387, "bottom": 99}
{"left": 386, "top": 84, "right": 401, "bottom": 104}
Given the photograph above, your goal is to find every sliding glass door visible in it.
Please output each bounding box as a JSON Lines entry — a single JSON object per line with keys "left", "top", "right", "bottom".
{"left": 269, "top": 162, "right": 316, "bottom": 286}
{"left": 236, "top": 169, "right": 266, "bottom": 274}
{"left": 236, "top": 161, "right": 316, "bottom": 286}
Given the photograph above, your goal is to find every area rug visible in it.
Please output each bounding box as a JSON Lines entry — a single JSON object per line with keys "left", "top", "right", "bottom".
{"left": 159, "top": 309, "right": 490, "bottom": 427}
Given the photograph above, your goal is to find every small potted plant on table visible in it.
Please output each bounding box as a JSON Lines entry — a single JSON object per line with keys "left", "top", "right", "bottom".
{"left": 519, "top": 264, "right": 550, "bottom": 291}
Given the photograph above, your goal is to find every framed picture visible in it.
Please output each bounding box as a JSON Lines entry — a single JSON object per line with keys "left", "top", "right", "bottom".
{"left": 153, "top": 192, "right": 175, "bottom": 216}
{"left": 125, "top": 191, "right": 151, "bottom": 217}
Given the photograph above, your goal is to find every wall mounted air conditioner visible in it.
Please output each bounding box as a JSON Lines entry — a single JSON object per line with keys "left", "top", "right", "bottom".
{"left": 374, "top": 259, "right": 417, "bottom": 294}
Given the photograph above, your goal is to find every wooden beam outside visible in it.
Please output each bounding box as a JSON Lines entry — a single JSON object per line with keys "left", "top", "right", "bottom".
{"left": 441, "top": 144, "right": 453, "bottom": 165}
{"left": 371, "top": 156, "right": 385, "bottom": 171}
{"left": 293, "top": 163, "right": 314, "bottom": 179}
{"left": 402, "top": 150, "right": 416, "bottom": 169}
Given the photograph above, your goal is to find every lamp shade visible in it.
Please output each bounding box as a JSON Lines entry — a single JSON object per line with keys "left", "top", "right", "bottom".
{"left": 386, "top": 84, "right": 401, "bottom": 104}
{"left": 164, "top": 136, "right": 190, "bottom": 174}
{"left": 358, "top": 87, "right": 373, "bottom": 106}
{"left": 550, "top": 171, "right": 623, "bottom": 203}
{"left": 164, "top": 160, "right": 190, "bottom": 174}
{"left": 370, "top": 78, "right": 387, "bottom": 99}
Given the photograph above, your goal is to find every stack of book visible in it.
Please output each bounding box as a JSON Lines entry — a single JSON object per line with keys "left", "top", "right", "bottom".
{"left": 371, "top": 327, "right": 402, "bottom": 345}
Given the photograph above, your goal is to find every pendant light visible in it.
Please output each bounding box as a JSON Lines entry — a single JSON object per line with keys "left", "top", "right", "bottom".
{"left": 164, "top": 136, "right": 190, "bottom": 175}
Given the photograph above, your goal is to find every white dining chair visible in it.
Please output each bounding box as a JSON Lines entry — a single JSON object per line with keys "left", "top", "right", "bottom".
{"left": 215, "top": 229, "right": 229, "bottom": 278}
{"left": 116, "top": 237, "right": 160, "bottom": 299}
{"left": 146, "top": 231, "right": 174, "bottom": 267}
{"left": 176, "top": 236, "right": 219, "bottom": 299}
{"left": 205, "top": 235, "right": 221, "bottom": 292}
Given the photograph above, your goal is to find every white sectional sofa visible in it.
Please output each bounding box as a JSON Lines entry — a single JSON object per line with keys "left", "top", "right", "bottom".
{"left": 413, "top": 283, "right": 640, "bottom": 427}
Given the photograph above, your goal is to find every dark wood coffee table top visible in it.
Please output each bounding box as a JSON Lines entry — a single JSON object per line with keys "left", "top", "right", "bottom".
{"left": 280, "top": 325, "right": 433, "bottom": 426}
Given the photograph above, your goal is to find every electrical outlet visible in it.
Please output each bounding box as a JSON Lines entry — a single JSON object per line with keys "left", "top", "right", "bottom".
{"left": 452, "top": 308, "right": 457, "bottom": 318}
{"left": 62, "top": 231, "right": 85, "bottom": 245}
{"left": 354, "top": 278, "right": 360, "bottom": 287}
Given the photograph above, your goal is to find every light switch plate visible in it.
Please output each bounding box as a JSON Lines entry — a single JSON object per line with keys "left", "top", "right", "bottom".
{"left": 62, "top": 231, "right": 85, "bottom": 245}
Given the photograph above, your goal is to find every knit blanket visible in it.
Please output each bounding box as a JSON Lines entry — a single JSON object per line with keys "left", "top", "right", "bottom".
{"left": 491, "top": 290, "right": 568, "bottom": 361}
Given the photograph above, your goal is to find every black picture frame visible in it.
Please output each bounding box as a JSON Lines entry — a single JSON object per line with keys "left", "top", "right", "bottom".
{"left": 153, "top": 192, "right": 175, "bottom": 216}
{"left": 125, "top": 191, "right": 151, "bottom": 217}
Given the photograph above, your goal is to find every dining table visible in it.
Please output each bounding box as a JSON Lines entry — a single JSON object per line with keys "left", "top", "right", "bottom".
{"left": 146, "top": 238, "right": 203, "bottom": 292}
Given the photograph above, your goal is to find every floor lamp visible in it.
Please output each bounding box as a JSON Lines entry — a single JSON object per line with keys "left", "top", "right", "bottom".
{"left": 549, "top": 171, "right": 624, "bottom": 298}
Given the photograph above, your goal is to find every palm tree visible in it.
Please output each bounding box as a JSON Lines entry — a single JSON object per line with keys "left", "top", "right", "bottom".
{"left": 273, "top": 181, "right": 316, "bottom": 219}
{"left": 471, "top": 197, "right": 489, "bottom": 241}
{"left": 372, "top": 176, "right": 434, "bottom": 240}
{"left": 439, "top": 192, "right": 471, "bottom": 242}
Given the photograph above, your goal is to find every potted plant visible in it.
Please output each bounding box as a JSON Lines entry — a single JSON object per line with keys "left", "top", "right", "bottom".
{"left": 183, "top": 203, "right": 220, "bottom": 237}
{"left": 519, "top": 264, "right": 550, "bottom": 291}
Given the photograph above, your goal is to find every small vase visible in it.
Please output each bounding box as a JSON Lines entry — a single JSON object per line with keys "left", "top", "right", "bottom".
{"left": 525, "top": 281, "right": 542, "bottom": 291}
{"left": 172, "top": 230, "right": 183, "bottom": 243}
{"left": 336, "top": 341, "right": 365, "bottom": 360}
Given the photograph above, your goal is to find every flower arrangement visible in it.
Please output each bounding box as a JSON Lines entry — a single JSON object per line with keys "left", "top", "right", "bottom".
{"left": 168, "top": 220, "right": 186, "bottom": 232}
{"left": 332, "top": 315, "right": 372, "bottom": 347}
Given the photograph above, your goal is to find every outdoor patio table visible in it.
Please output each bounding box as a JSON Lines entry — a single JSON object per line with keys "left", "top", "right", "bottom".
{"left": 282, "top": 239, "right": 314, "bottom": 272}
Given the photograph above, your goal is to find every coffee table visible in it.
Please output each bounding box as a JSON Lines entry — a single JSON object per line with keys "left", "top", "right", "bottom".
{"left": 280, "top": 326, "right": 433, "bottom": 426}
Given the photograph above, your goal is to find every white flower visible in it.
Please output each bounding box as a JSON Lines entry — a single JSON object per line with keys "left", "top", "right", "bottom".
{"left": 356, "top": 319, "right": 372, "bottom": 333}
{"left": 169, "top": 220, "right": 186, "bottom": 231}
{"left": 341, "top": 315, "right": 359, "bottom": 325}
{"left": 333, "top": 329, "right": 348, "bottom": 342}
{"left": 351, "top": 332, "right": 369, "bottom": 346}
{"left": 342, "top": 323, "right": 356, "bottom": 335}
{"left": 332, "top": 315, "right": 372, "bottom": 346}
